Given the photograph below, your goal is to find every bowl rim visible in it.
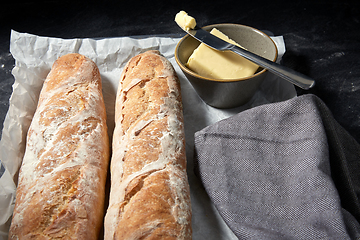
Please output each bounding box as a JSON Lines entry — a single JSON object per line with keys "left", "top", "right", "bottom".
{"left": 175, "top": 23, "right": 279, "bottom": 83}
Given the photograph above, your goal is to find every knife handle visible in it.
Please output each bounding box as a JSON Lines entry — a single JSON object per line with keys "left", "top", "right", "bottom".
{"left": 230, "top": 45, "right": 315, "bottom": 90}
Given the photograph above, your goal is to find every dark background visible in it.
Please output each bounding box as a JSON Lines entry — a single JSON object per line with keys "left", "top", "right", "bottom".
{"left": 0, "top": 0, "right": 359, "bottom": 144}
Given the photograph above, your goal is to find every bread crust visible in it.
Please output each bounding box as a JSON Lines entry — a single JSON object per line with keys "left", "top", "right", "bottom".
{"left": 8, "top": 53, "right": 110, "bottom": 240}
{"left": 104, "top": 50, "right": 192, "bottom": 240}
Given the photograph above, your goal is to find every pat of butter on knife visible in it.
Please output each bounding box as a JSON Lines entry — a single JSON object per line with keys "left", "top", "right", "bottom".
{"left": 187, "top": 28, "right": 259, "bottom": 80}
{"left": 175, "top": 11, "right": 196, "bottom": 31}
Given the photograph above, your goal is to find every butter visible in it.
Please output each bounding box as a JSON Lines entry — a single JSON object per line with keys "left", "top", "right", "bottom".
{"left": 175, "top": 11, "right": 196, "bottom": 31}
{"left": 187, "top": 28, "right": 259, "bottom": 80}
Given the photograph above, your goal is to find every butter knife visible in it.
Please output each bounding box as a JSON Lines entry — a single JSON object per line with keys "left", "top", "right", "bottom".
{"left": 183, "top": 27, "right": 315, "bottom": 90}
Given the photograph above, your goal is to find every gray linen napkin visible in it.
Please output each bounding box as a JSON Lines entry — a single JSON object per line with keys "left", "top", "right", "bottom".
{"left": 194, "top": 94, "right": 360, "bottom": 239}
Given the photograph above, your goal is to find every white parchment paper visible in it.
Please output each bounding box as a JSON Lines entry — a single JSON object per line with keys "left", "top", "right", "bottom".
{"left": 0, "top": 30, "right": 296, "bottom": 239}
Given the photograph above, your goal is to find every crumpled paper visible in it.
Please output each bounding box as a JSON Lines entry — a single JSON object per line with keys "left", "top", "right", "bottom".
{"left": 0, "top": 30, "right": 296, "bottom": 239}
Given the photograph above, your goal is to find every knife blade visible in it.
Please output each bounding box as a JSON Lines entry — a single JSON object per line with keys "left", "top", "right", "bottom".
{"left": 185, "top": 27, "right": 315, "bottom": 90}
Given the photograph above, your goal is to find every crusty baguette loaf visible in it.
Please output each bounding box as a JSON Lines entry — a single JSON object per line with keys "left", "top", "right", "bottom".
{"left": 104, "top": 50, "right": 192, "bottom": 240}
{"left": 8, "top": 53, "right": 110, "bottom": 239}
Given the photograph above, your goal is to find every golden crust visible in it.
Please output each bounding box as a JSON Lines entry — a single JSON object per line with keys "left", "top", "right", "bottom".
{"left": 9, "top": 53, "right": 110, "bottom": 240}
{"left": 105, "top": 50, "right": 192, "bottom": 240}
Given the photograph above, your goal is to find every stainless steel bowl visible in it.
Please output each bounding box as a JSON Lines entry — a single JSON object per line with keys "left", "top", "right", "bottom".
{"left": 175, "top": 23, "right": 278, "bottom": 108}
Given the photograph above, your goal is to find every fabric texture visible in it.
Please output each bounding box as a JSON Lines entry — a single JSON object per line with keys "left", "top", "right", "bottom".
{"left": 194, "top": 94, "right": 360, "bottom": 239}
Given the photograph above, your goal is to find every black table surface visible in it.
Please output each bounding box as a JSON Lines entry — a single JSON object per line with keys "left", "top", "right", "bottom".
{"left": 0, "top": 0, "right": 359, "bottom": 144}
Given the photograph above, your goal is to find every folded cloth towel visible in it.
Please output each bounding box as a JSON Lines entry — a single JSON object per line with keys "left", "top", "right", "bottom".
{"left": 194, "top": 94, "right": 360, "bottom": 239}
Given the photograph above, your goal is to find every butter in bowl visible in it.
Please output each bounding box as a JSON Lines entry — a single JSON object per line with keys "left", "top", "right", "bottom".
{"left": 175, "top": 11, "right": 278, "bottom": 108}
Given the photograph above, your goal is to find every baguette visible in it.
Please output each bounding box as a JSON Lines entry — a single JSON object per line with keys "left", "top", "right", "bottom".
{"left": 104, "top": 50, "right": 192, "bottom": 239}
{"left": 8, "top": 53, "right": 110, "bottom": 239}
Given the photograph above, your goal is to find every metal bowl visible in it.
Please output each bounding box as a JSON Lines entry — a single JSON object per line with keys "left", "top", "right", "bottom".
{"left": 175, "top": 23, "right": 278, "bottom": 108}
